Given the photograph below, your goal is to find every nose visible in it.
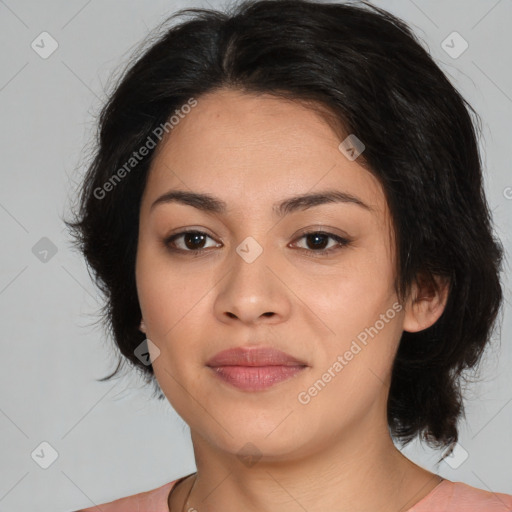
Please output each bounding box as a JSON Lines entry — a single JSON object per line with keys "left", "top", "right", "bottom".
{"left": 213, "top": 240, "right": 292, "bottom": 326}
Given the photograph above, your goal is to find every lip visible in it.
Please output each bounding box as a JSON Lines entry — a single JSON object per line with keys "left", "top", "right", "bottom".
{"left": 206, "top": 347, "right": 308, "bottom": 392}
{"left": 206, "top": 346, "right": 307, "bottom": 367}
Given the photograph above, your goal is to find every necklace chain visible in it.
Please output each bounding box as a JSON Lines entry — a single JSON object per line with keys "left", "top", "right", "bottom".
{"left": 168, "top": 472, "right": 196, "bottom": 512}
{"left": 170, "top": 472, "right": 445, "bottom": 511}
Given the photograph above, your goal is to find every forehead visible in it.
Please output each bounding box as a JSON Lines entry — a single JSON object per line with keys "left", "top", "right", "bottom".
{"left": 143, "top": 88, "right": 387, "bottom": 220}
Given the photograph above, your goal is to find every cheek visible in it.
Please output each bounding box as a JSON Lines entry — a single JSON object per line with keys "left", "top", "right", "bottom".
{"left": 136, "top": 243, "right": 209, "bottom": 333}
{"left": 300, "top": 240, "right": 401, "bottom": 389}
{"left": 136, "top": 255, "right": 209, "bottom": 411}
{"left": 299, "top": 244, "right": 396, "bottom": 338}
{"left": 296, "top": 306, "right": 402, "bottom": 442}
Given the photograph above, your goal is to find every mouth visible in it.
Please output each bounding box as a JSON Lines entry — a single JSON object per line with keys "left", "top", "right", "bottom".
{"left": 206, "top": 346, "right": 308, "bottom": 391}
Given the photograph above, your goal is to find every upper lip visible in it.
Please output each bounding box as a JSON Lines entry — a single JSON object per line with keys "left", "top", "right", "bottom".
{"left": 206, "top": 347, "right": 307, "bottom": 367}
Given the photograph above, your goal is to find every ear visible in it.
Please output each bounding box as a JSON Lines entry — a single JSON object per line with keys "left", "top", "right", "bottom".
{"left": 402, "top": 273, "right": 450, "bottom": 333}
{"left": 139, "top": 319, "right": 146, "bottom": 333}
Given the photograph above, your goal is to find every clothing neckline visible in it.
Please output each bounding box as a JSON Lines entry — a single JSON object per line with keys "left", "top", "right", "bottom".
{"left": 405, "top": 476, "right": 448, "bottom": 511}
{"left": 166, "top": 473, "right": 448, "bottom": 512}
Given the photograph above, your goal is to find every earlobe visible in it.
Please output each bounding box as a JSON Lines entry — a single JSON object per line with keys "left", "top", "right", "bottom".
{"left": 140, "top": 319, "right": 146, "bottom": 333}
{"left": 402, "top": 274, "right": 450, "bottom": 333}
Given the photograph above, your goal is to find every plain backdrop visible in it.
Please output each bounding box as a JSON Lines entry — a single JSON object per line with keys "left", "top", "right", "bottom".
{"left": 0, "top": 0, "right": 511, "bottom": 510}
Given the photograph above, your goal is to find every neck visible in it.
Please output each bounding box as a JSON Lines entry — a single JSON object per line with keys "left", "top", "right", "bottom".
{"left": 175, "top": 402, "right": 440, "bottom": 512}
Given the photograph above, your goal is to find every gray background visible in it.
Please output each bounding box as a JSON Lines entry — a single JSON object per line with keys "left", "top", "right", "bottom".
{"left": 0, "top": 0, "right": 511, "bottom": 511}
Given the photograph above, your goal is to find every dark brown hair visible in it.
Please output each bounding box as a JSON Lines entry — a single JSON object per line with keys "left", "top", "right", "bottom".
{"left": 64, "top": 0, "right": 504, "bottom": 458}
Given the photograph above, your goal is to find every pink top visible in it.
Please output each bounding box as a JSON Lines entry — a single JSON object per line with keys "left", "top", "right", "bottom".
{"left": 74, "top": 477, "right": 512, "bottom": 511}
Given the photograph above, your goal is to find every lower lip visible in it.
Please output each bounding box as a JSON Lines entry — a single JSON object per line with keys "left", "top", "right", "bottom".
{"left": 208, "top": 365, "right": 306, "bottom": 391}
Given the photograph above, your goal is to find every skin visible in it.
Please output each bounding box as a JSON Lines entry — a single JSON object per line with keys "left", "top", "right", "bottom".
{"left": 135, "top": 88, "right": 450, "bottom": 512}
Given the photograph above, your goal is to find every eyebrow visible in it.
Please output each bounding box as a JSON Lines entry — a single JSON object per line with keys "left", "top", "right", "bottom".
{"left": 150, "top": 189, "right": 375, "bottom": 217}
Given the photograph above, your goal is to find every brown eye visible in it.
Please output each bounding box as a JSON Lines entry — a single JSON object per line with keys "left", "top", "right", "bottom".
{"left": 304, "top": 233, "right": 330, "bottom": 250}
{"left": 292, "top": 231, "right": 351, "bottom": 255}
{"left": 164, "top": 231, "right": 220, "bottom": 253}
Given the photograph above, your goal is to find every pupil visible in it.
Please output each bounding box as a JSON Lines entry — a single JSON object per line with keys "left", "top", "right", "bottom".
{"left": 185, "top": 233, "right": 205, "bottom": 250}
{"left": 307, "top": 233, "right": 328, "bottom": 250}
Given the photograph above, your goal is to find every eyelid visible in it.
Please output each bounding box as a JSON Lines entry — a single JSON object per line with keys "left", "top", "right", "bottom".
{"left": 289, "top": 229, "right": 351, "bottom": 256}
{"left": 163, "top": 227, "right": 352, "bottom": 256}
{"left": 164, "top": 229, "right": 221, "bottom": 252}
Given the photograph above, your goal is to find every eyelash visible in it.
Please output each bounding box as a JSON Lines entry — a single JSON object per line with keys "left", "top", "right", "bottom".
{"left": 163, "top": 230, "right": 351, "bottom": 257}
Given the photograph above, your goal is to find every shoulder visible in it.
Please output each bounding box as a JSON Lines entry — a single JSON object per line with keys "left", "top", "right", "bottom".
{"left": 72, "top": 478, "right": 179, "bottom": 512}
{"left": 412, "top": 479, "right": 512, "bottom": 512}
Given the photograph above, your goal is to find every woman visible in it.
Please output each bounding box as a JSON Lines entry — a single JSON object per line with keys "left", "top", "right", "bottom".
{"left": 66, "top": 0, "right": 511, "bottom": 510}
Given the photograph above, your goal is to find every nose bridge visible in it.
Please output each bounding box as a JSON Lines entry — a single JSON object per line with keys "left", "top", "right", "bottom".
{"left": 213, "top": 232, "right": 290, "bottom": 323}
{"left": 233, "top": 235, "right": 270, "bottom": 290}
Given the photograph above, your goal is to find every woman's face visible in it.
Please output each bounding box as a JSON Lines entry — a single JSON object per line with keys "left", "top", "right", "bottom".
{"left": 136, "top": 88, "right": 407, "bottom": 460}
